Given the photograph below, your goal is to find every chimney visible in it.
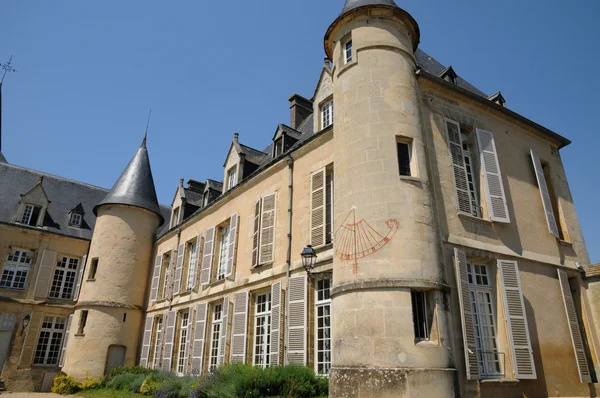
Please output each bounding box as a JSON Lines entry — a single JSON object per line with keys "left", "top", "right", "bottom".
{"left": 288, "top": 94, "right": 313, "bottom": 130}
{"left": 187, "top": 179, "right": 205, "bottom": 193}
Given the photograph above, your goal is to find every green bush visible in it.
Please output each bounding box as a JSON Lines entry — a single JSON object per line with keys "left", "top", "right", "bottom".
{"left": 81, "top": 377, "right": 103, "bottom": 390}
{"left": 140, "top": 375, "right": 166, "bottom": 396}
{"left": 51, "top": 375, "right": 81, "bottom": 395}
{"left": 107, "top": 365, "right": 157, "bottom": 380}
{"left": 107, "top": 373, "right": 146, "bottom": 392}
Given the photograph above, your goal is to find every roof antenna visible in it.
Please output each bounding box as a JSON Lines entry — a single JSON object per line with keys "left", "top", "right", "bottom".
{"left": 0, "top": 56, "right": 17, "bottom": 153}
{"left": 142, "top": 109, "right": 151, "bottom": 147}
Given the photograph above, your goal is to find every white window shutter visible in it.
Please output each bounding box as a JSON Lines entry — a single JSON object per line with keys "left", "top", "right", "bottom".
{"left": 252, "top": 200, "right": 261, "bottom": 268}
{"left": 152, "top": 316, "right": 165, "bottom": 369}
{"left": 73, "top": 255, "right": 86, "bottom": 301}
{"left": 58, "top": 314, "right": 73, "bottom": 367}
{"left": 162, "top": 310, "right": 176, "bottom": 372}
{"left": 557, "top": 269, "right": 592, "bottom": 383}
{"left": 173, "top": 244, "right": 185, "bottom": 295}
{"left": 150, "top": 254, "right": 162, "bottom": 302}
{"left": 140, "top": 315, "right": 154, "bottom": 367}
{"left": 476, "top": 129, "right": 510, "bottom": 223}
{"left": 446, "top": 119, "right": 473, "bottom": 215}
{"left": 191, "top": 233, "right": 202, "bottom": 289}
{"left": 270, "top": 281, "right": 282, "bottom": 366}
{"left": 259, "top": 194, "right": 277, "bottom": 264}
{"left": 287, "top": 275, "right": 307, "bottom": 365}
{"left": 191, "top": 303, "right": 208, "bottom": 375}
{"left": 530, "top": 149, "right": 559, "bottom": 237}
{"left": 226, "top": 213, "right": 238, "bottom": 278}
{"left": 453, "top": 248, "right": 480, "bottom": 380}
{"left": 33, "top": 249, "right": 57, "bottom": 298}
{"left": 164, "top": 250, "right": 175, "bottom": 299}
{"left": 497, "top": 260, "right": 536, "bottom": 379}
{"left": 200, "top": 227, "right": 215, "bottom": 286}
{"left": 218, "top": 296, "right": 230, "bottom": 366}
{"left": 310, "top": 168, "right": 326, "bottom": 247}
{"left": 231, "top": 291, "right": 249, "bottom": 364}
{"left": 182, "top": 306, "right": 193, "bottom": 374}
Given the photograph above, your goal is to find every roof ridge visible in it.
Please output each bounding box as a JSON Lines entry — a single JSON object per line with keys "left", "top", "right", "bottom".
{"left": 0, "top": 162, "right": 109, "bottom": 192}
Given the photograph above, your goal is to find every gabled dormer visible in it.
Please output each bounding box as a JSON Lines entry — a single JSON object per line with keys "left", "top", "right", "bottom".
{"left": 439, "top": 65, "right": 458, "bottom": 85}
{"left": 312, "top": 58, "right": 334, "bottom": 133}
{"left": 271, "top": 124, "right": 301, "bottom": 158}
{"left": 170, "top": 179, "right": 186, "bottom": 228}
{"left": 16, "top": 176, "right": 50, "bottom": 227}
{"left": 67, "top": 203, "right": 86, "bottom": 228}
{"left": 488, "top": 91, "right": 507, "bottom": 108}
{"left": 223, "top": 132, "right": 267, "bottom": 192}
{"left": 204, "top": 179, "right": 223, "bottom": 207}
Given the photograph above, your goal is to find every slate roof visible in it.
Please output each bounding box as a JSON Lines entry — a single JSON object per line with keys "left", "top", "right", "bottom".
{"left": 0, "top": 162, "right": 109, "bottom": 240}
{"left": 205, "top": 179, "right": 223, "bottom": 193}
{"left": 239, "top": 143, "right": 268, "bottom": 165}
{"left": 183, "top": 188, "right": 203, "bottom": 207}
{"left": 0, "top": 152, "right": 7, "bottom": 164}
{"left": 342, "top": 0, "right": 398, "bottom": 14}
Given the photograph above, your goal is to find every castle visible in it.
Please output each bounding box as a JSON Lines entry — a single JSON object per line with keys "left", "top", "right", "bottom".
{"left": 1, "top": 1, "right": 599, "bottom": 396}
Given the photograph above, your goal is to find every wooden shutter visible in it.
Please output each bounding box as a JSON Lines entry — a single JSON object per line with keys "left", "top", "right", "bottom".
{"left": 173, "top": 244, "right": 185, "bottom": 295}
{"left": 259, "top": 193, "right": 276, "bottom": 264}
{"left": 218, "top": 296, "right": 230, "bottom": 365}
{"left": 231, "top": 291, "right": 249, "bottom": 363}
{"left": 19, "top": 311, "right": 43, "bottom": 367}
{"left": 73, "top": 255, "right": 86, "bottom": 301}
{"left": 200, "top": 227, "right": 215, "bottom": 286}
{"left": 191, "top": 303, "right": 208, "bottom": 375}
{"left": 446, "top": 119, "right": 473, "bottom": 215}
{"left": 182, "top": 307, "right": 193, "bottom": 374}
{"left": 152, "top": 316, "right": 165, "bottom": 369}
{"left": 150, "top": 254, "right": 162, "bottom": 302}
{"left": 226, "top": 213, "right": 238, "bottom": 278}
{"left": 287, "top": 275, "right": 307, "bottom": 365}
{"left": 58, "top": 314, "right": 73, "bottom": 367}
{"left": 453, "top": 248, "right": 480, "bottom": 380}
{"left": 530, "top": 149, "right": 559, "bottom": 237}
{"left": 558, "top": 269, "right": 592, "bottom": 383}
{"left": 140, "top": 315, "right": 154, "bottom": 367}
{"left": 476, "top": 129, "right": 510, "bottom": 223}
{"left": 498, "top": 260, "right": 536, "bottom": 379}
{"left": 310, "top": 168, "right": 326, "bottom": 247}
{"left": 33, "top": 249, "right": 56, "bottom": 298}
{"left": 162, "top": 310, "right": 176, "bottom": 371}
{"left": 165, "top": 250, "right": 175, "bottom": 298}
{"left": 252, "top": 200, "right": 261, "bottom": 267}
{"left": 191, "top": 234, "right": 202, "bottom": 289}
{"left": 270, "top": 281, "right": 282, "bottom": 366}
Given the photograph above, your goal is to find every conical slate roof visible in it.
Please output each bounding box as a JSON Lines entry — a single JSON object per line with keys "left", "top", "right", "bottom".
{"left": 94, "top": 135, "right": 164, "bottom": 225}
{"left": 341, "top": 0, "right": 399, "bottom": 14}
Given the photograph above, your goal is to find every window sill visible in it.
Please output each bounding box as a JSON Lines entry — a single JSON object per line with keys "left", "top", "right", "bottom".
{"left": 479, "top": 378, "right": 519, "bottom": 385}
{"left": 178, "top": 290, "right": 192, "bottom": 297}
{"left": 86, "top": 279, "right": 96, "bottom": 282}
{"left": 399, "top": 176, "right": 423, "bottom": 184}
{"left": 457, "top": 212, "right": 492, "bottom": 224}
{"left": 209, "top": 279, "right": 226, "bottom": 287}
{"left": 557, "top": 239, "right": 573, "bottom": 248}
{"left": 336, "top": 59, "right": 357, "bottom": 77}
{"left": 314, "top": 243, "right": 333, "bottom": 253}
{"left": 252, "top": 262, "right": 273, "bottom": 273}
{"left": 74, "top": 333, "right": 85, "bottom": 338}
{"left": 414, "top": 340, "right": 439, "bottom": 348}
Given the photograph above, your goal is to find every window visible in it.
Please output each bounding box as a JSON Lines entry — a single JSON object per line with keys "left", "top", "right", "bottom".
{"left": 151, "top": 317, "right": 164, "bottom": 369}
{"left": 216, "top": 225, "right": 230, "bottom": 281}
{"left": 411, "top": 291, "right": 429, "bottom": 341}
{"left": 77, "top": 310, "right": 88, "bottom": 334}
{"left": 33, "top": 316, "right": 66, "bottom": 366}
{"left": 315, "top": 279, "right": 332, "bottom": 376}
{"left": 69, "top": 213, "right": 82, "bottom": 227}
{"left": 467, "top": 263, "right": 502, "bottom": 377}
{"left": 49, "top": 257, "right": 79, "bottom": 300}
{"left": 209, "top": 304, "right": 223, "bottom": 371}
{"left": 274, "top": 138, "right": 284, "bottom": 158}
{"left": 0, "top": 249, "right": 33, "bottom": 289}
{"left": 171, "top": 208, "right": 180, "bottom": 229}
{"left": 186, "top": 242, "right": 198, "bottom": 290}
{"left": 20, "top": 204, "right": 42, "bottom": 226}
{"left": 161, "top": 253, "right": 171, "bottom": 299}
{"left": 462, "top": 139, "right": 480, "bottom": 218}
{"left": 344, "top": 40, "right": 352, "bottom": 64}
{"left": 253, "top": 292, "right": 271, "bottom": 367}
{"left": 176, "top": 312, "right": 189, "bottom": 374}
{"left": 88, "top": 258, "right": 99, "bottom": 280}
{"left": 542, "top": 163, "right": 568, "bottom": 241}
{"left": 227, "top": 167, "right": 237, "bottom": 190}
{"left": 321, "top": 101, "right": 333, "bottom": 129}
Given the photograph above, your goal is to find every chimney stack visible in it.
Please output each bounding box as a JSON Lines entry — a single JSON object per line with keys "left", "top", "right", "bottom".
{"left": 288, "top": 94, "right": 313, "bottom": 130}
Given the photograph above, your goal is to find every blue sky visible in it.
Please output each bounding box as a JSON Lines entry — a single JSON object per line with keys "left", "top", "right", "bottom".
{"left": 2, "top": 1, "right": 599, "bottom": 262}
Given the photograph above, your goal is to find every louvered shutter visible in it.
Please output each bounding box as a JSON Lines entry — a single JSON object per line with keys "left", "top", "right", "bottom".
{"left": 310, "top": 168, "right": 326, "bottom": 247}
{"left": 530, "top": 150, "right": 559, "bottom": 237}
{"left": 259, "top": 194, "right": 276, "bottom": 264}
{"left": 182, "top": 307, "right": 193, "bottom": 374}
{"left": 446, "top": 119, "right": 473, "bottom": 215}
{"left": 140, "top": 315, "right": 154, "bottom": 367}
{"left": 150, "top": 254, "right": 162, "bottom": 302}
{"left": 165, "top": 250, "right": 175, "bottom": 298}
{"left": 58, "top": 314, "right": 73, "bottom": 367}
{"left": 476, "top": 130, "right": 510, "bottom": 223}
{"left": 270, "top": 281, "right": 282, "bottom": 366}
{"left": 218, "top": 296, "right": 230, "bottom": 366}
{"left": 498, "top": 260, "right": 536, "bottom": 379}
{"left": 226, "top": 213, "right": 238, "bottom": 278}
{"left": 252, "top": 200, "right": 261, "bottom": 267}
{"left": 190, "top": 234, "right": 202, "bottom": 289}
{"left": 162, "top": 310, "right": 176, "bottom": 371}
{"left": 186, "top": 306, "right": 195, "bottom": 373}
{"left": 231, "top": 291, "right": 249, "bottom": 363}
{"left": 557, "top": 269, "right": 592, "bottom": 383}
{"left": 73, "top": 255, "right": 86, "bottom": 301}
{"left": 453, "top": 248, "right": 480, "bottom": 380}
{"left": 200, "top": 227, "right": 215, "bottom": 285}
{"left": 191, "top": 303, "right": 208, "bottom": 375}
{"left": 287, "top": 275, "right": 307, "bottom": 365}
{"left": 173, "top": 244, "right": 185, "bottom": 295}
{"left": 33, "top": 249, "right": 57, "bottom": 298}
{"left": 152, "top": 317, "right": 165, "bottom": 369}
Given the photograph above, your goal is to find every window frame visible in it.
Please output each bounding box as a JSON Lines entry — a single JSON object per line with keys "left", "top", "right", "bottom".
{"left": 151, "top": 316, "right": 164, "bottom": 370}
{"left": 176, "top": 311, "right": 189, "bottom": 375}
{"left": 462, "top": 143, "right": 481, "bottom": 218}
{"left": 161, "top": 253, "right": 172, "bottom": 300}
{"left": 344, "top": 39, "right": 353, "bottom": 64}
{"left": 69, "top": 213, "right": 82, "bottom": 227}
{"left": 77, "top": 310, "right": 88, "bottom": 335}
{"left": 88, "top": 258, "right": 99, "bottom": 281}
{"left": 411, "top": 290, "right": 429, "bottom": 342}
{"left": 209, "top": 303, "right": 223, "bottom": 371}
{"left": 0, "top": 248, "right": 33, "bottom": 290}
{"left": 21, "top": 203, "right": 42, "bottom": 226}
{"left": 216, "top": 225, "right": 230, "bottom": 281}
{"left": 227, "top": 167, "right": 237, "bottom": 190}
{"left": 185, "top": 241, "right": 198, "bottom": 290}
{"left": 33, "top": 316, "right": 66, "bottom": 366}
{"left": 49, "top": 256, "right": 80, "bottom": 300}
{"left": 253, "top": 292, "right": 272, "bottom": 368}
{"left": 321, "top": 100, "right": 333, "bottom": 129}
{"left": 314, "top": 278, "right": 332, "bottom": 376}
{"left": 171, "top": 207, "right": 180, "bottom": 229}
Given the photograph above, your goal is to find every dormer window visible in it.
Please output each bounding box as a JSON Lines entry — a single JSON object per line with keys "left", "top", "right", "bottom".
{"left": 274, "top": 138, "right": 284, "bottom": 158}
{"left": 171, "top": 207, "right": 180, "bottom": 229}
{"left": 20, "top": 204, "right": 42, "bottom": 226}
{"left": 69, "top": 213, "right": 82, "bottom": 227}
{"left": 227, "top": 167, "right": 237, "bottom": 190}
{"left": 321, "top": 100, "right": 333, "bottom": 129}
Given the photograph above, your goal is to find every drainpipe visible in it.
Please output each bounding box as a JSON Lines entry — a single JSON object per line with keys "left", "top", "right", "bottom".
{"left": 284, "top": 154, "right": 294, "bottom": 363}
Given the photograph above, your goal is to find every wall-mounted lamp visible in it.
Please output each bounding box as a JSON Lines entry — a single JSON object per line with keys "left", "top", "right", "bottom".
{"left": 301, "top": 245, "right": 317, "bottom": 277}
{"left": 20, "top": 313, "right": 31, "bottom": 336}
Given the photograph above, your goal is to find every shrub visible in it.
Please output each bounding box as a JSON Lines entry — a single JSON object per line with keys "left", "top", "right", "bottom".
{"left": 107, "top": 373, "right": 146, "bottom": 392}
{"left": 315, "top": 376, "right": 330, "bottom": 397}
{"left": 107, "top": 365, "right": 157, "bottom": 380}
{"left": 51, "top": 375, "right": 81, "bottom": 395}
{"left": 81, "top": 377, "right": 103, "bottom": 390}
{"left": 153, "top": 378, "right": 182, "bottom": 398}
{"left": 140, "top": 375, "right": 166, "bottom": 396}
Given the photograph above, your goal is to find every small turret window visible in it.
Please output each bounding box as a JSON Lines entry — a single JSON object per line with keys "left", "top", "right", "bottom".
{"left": 321, "top": 101, "right": 333, "bottom": 129}
{"left": 344, "top": 40, "right": 353, "bottom": 64}
{"left": 69, "top": 213, "right": 82, "bottom": 227}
